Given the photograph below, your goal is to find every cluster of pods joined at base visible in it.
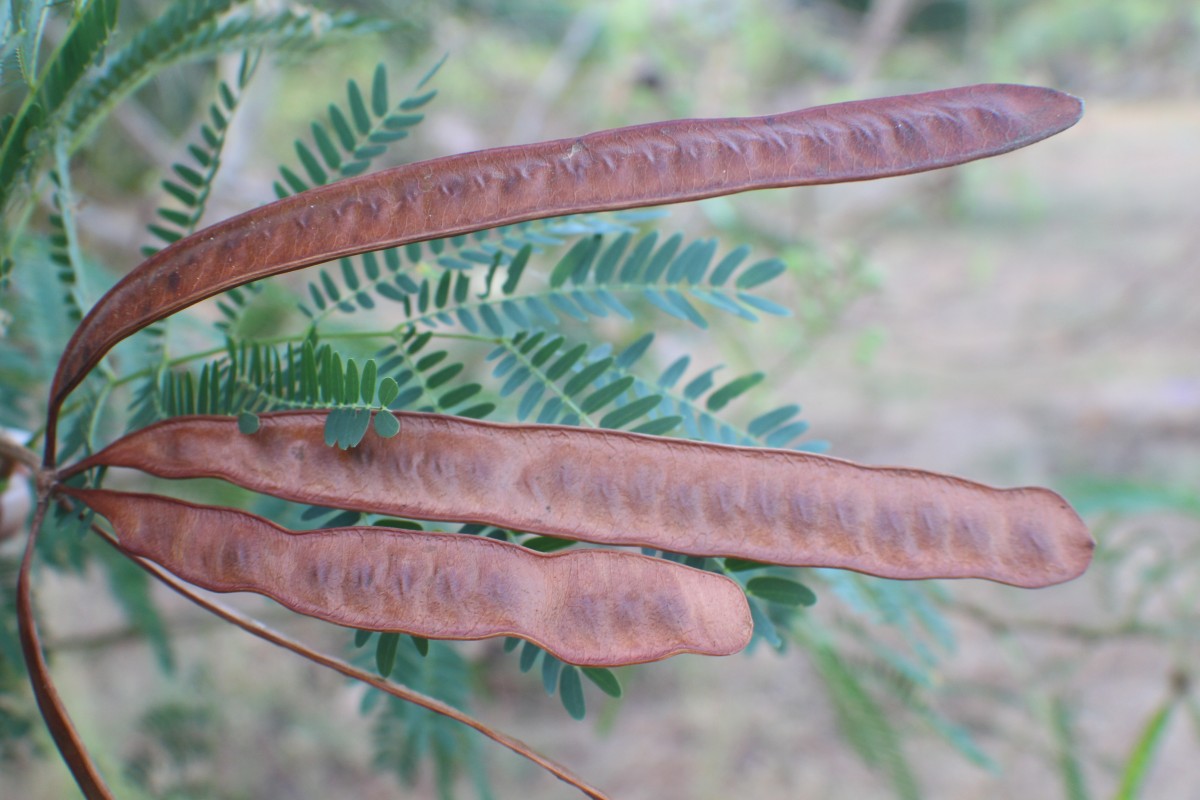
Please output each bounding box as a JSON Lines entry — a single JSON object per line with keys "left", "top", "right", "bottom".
{"left": 27, "top": 80, "right": 1093, "bottom": 800}
{"left": 65, "top": 410, "right": 1094, "bottom": 666}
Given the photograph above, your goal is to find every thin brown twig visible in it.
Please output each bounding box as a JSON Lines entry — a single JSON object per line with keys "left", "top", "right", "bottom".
{"left": 0, "top": 430, "right": 40, "bottom": 473}
{"left": 89, "top": 523, "right": 612, "bottom": 800}
{"left": 17, "top": 496, "right": 114, "bottom": 799}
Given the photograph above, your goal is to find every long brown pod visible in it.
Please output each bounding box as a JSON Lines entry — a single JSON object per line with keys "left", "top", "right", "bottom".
{"left": 69, "top": 411, "right": 1095, "bottom": 588}
{"left": 65, "top": 487, "right": 753, "bottom": 667}
{"left": 47, "top": 84, "right": 1083, "bottom": 446}
{"left": 91, "top": 526, "right": 612, "bottom": 800}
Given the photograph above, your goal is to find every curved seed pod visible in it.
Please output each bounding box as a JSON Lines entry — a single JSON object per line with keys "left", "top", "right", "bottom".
{"left": 69, "top": 411, "right": 1095, "bottom": 588}
{"left": 65, "top": 487, "right": 753, "bottom": 667}
{"left": 48, "top": 84, "right": 1083, "bottom": 434}
{"left": 115, "top": 539, "right": 613, "bottom": 800}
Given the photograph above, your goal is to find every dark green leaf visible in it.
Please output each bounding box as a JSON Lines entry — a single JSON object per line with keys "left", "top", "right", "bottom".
{"left": 376, "top": 632, "right": 400, "bottom": 677}
{"left": 550, "top": 236, "right": 600, "bottom": 288}
{"left": 598, "top": 394, "right": 662, "bottom": 430}
{"left": 522, "top": 536, "right": 575, "bottom": 553}
{"left": 502, "top": 244, "right": 532, "bottom": 294}
{"left": 594, "top": 233, "right": 631, "bottom": 283}
{"left": 615, "top": 333, "right": 654, "bottom": 370}
{"left": 683, "top": 367, "right": 719, "bottom": 400}
{"left": 374, "top": 409, "right": 401, "bottom": 438}
{"left": 747, "top": 576, "right": 817, "bottom": 607}
{"left": 736, "top": 258, "right": 787, "bottom": 289}
{"left": 748, "top": 405, "right": 800, "bottom": 438}
{"left": 707, "top": 373, "right": 764, "bottom": 412}
{"left": 295, "top": 140, "right": 328, "bottom": 185}
{"left": 456, "top": 402, "right": 495, "bottom": 419}
{"left": 161, "top": 180, "right": 197, "bottom": 206}
{"left": 581, "top": 376, "right": 633, "bottom": 414}
{"left": 658, "top": 356, "right": 689, "bottom": 389}
{"left": 312, "top": 122, "right": 341, "bottom": 170}
{"left": 329, "top": 104, "right": 356, "bottom": 150}
{"left": 479, "top": 304, "right": 505, "bottom": 335}
{"left": 559, "top": 666, "right": 586, "bottom": 720}
{"left": 519, "top": 641, "right": 541, "bottom": 673}
{"left": 345, "top": 359, "right": 360, "bottom": 403}
{"left": 737, "top": 293, "right": 791, "bottom": 316}
{"left": 426, "top": 363, "right": 464, "bottom": 390}
{"left": 500, "top": 366, "right": 532, "bottom": 398}
{"left": 360, "top": 359, "right": 377, "bottom": 403}
{"left": 541, "top": 653, "right": 562, "bottom": 695}
{"left": 618, "top": 232, "right": 657, "bottom": 282}
{"left": 546, "top": 344, "right": 587, "bottom": 381}
{"left": 157, "top": 207, "right": 192, "bottom": 228}
{"left": 765, "top": 421, "right": 809, "bottom": 448}
{"left": 340, "top": 407, "right": 372, "bottom": 449}
{"left": 173, "top": 163, "right": 204, "bottom": 187}
{"left": 401, "top": 89, "right": 437, "bottom": 110}
{"left": 690, "top": 289, "right": 757, "bottom": 321}
{"left": 517, "top": 382, "right": 544, "bottom": 420}
{"left": 548, "top": 293, "right": 588, "bottom": 321}
{"left": 438, "top": 383, "right": 481, "bottom": 409}
{"left": 723, "top": 558, "right": 768, "bottom": 572}
{"left": 371, "top": 63, "right": 388, "bottom": 117}
{"left": 643, "top": 233, "right": 682, "bottom": 282}
{"left": 347, "top": 78, "right": 370, "bottom": 134}
{"left": 630, "top": 416, "right": 681, "bottom": 436}
{"left": 563, "top": 357, "right": 614, "bottom": 397}
{"left": 378, "top": 377, "right": 400, "bottom": 406}
{"left": 668, "top": 239, "right": 717, "bottom": 284}
{"left": 709, "top": 245, "right": 750, "bottom": 286}
{"left": 582, "top": 667, "right": 622, "bottom": 698}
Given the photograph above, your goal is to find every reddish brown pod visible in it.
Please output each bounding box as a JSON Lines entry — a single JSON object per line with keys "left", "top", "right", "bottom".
{"left": 66, "top": 488, "right": 753, "bottom": 667}
{"left": 70, "top": 411, "right": 1095, "bottom": 588}
{"left": 47, "top": 84, "right": 1083, "bottom": 442}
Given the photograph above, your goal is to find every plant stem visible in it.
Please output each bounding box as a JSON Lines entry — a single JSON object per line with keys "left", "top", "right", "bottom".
{"left": 17, "top": 497, "right": 114, "bottom": 799}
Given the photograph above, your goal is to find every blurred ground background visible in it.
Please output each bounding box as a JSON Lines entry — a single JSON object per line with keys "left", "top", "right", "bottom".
{"left": 5, "top": 0, "right": 1199, "bottom": 798}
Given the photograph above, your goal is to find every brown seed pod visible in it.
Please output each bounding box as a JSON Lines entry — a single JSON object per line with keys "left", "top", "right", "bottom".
{"left": 47, "top": 84, "right": 1082, "bottom": 435}
{"left": 65, "top": 487, "right": 753, "bottom": 667}
{"left": 69, "top": 411, "right": 1095, "bottom": 588}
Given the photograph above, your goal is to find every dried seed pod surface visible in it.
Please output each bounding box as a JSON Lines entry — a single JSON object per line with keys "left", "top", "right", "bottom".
{"left": 67, "top": 487, "right": 752, "bottom": 667}
{"left": 49, "top": 85, "right": 1083, "bottom": 424}
{"left": 73, "top": 411, "right": 1095, "bottom": 588}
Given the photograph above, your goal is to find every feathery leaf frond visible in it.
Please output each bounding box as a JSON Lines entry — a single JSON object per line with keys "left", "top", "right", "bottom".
{"left": 142, "top": 51, "right": 259, "bottom": 257}
{"left": 273, "top": 58, "right": 444, "bottom": 198}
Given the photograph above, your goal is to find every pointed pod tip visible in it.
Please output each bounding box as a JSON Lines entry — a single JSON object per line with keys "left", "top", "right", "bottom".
{"left": 985, "top": 82, "right": 1084, "bottom": 138}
